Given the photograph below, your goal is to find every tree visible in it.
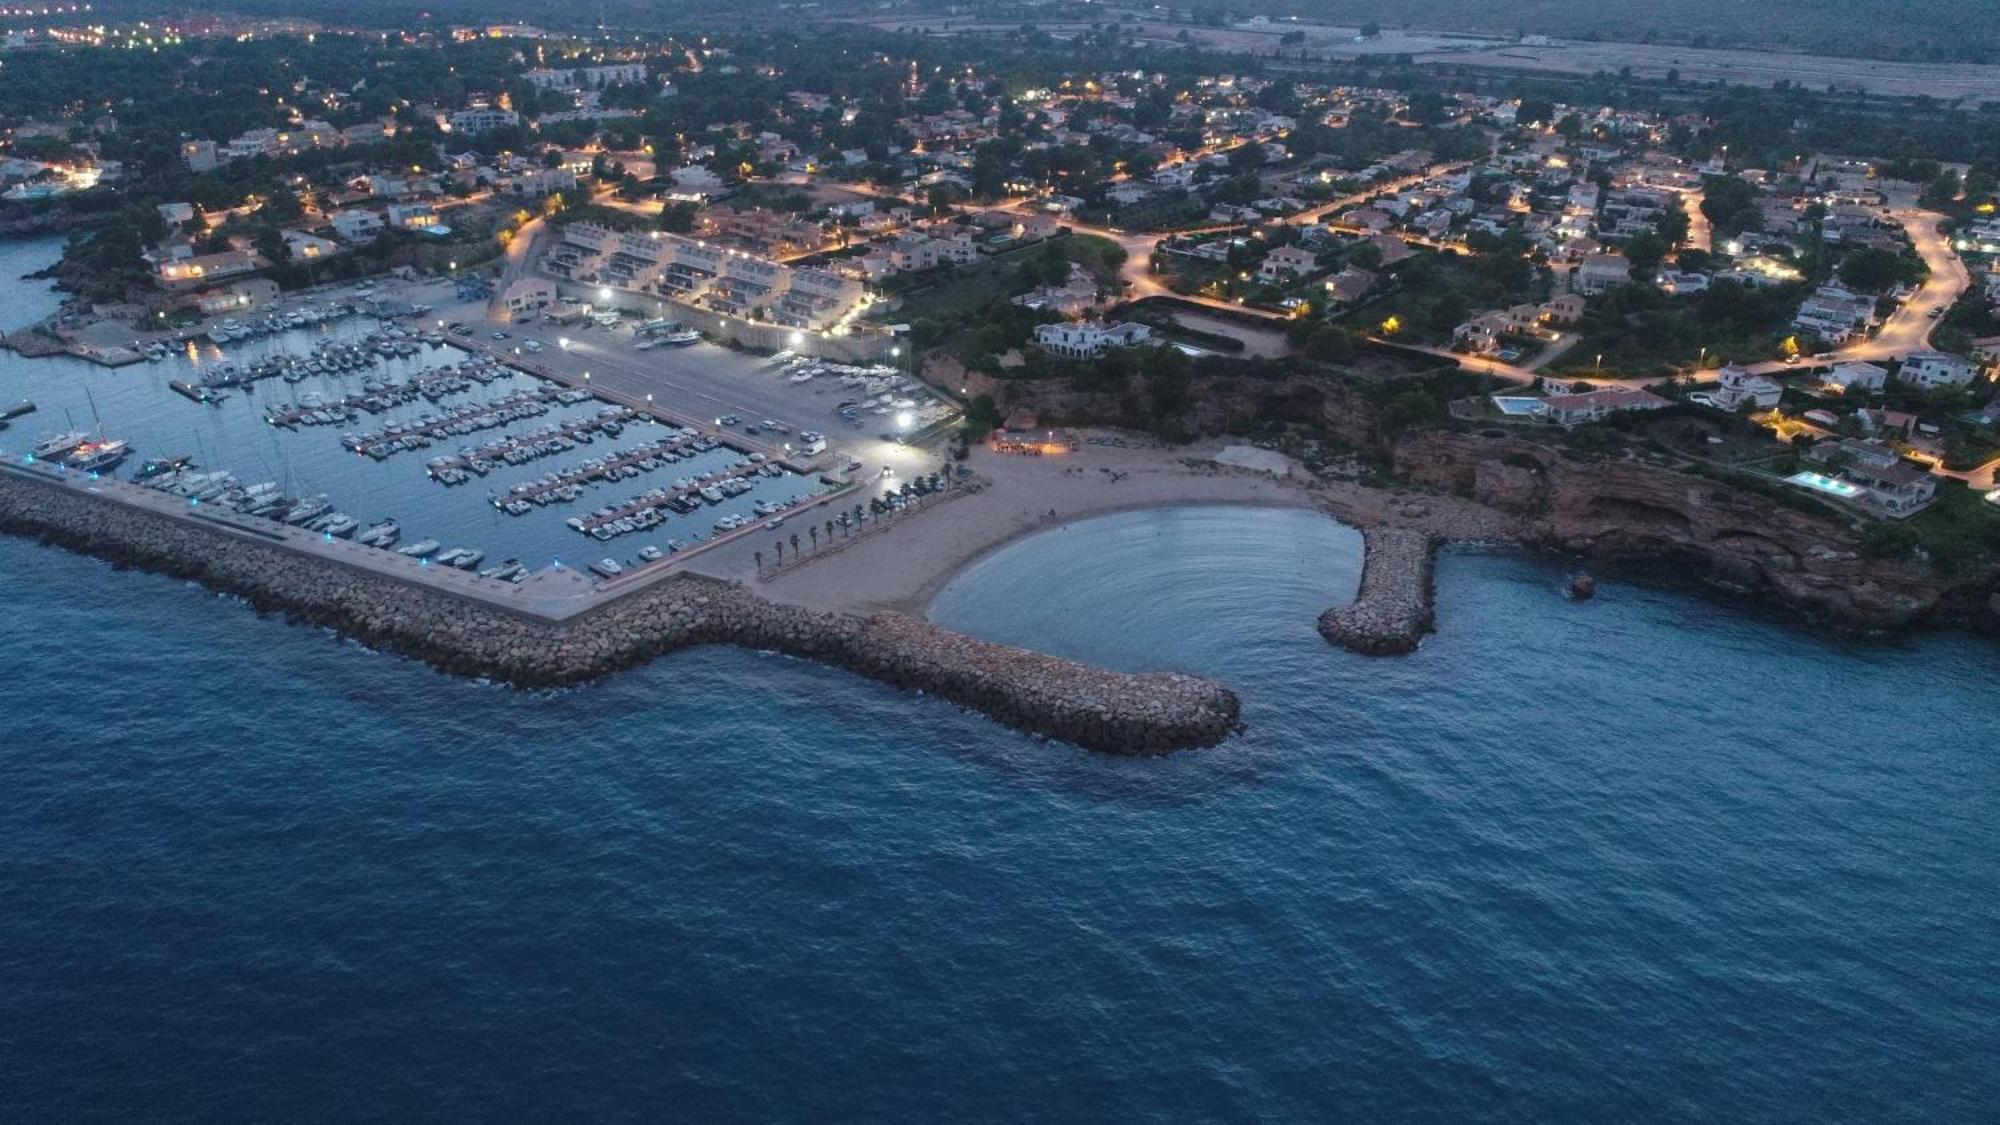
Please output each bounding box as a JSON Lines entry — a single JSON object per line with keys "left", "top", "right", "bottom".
{"left": 1838, "top": 247, "right": 1907, "bottom": 293}
{"left": 657, "top": 202, "right": 698, "bottom": 233}
{"left": 1700, "top": 175, "right": 1763, "bottom": 237}
{"left": 1304, "top": 323, "right": 1355, "bottom": 362}
{"left": 809, "top": 526, "right": 819, "bottom": 550}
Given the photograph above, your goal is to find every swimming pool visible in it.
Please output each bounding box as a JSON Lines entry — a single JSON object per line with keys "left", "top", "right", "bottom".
{"left": 1786, "top": 470, "right": 1865, "bottom": 499}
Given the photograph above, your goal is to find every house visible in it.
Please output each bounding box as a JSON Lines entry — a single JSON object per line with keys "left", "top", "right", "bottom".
{"left": 1846, "top": 459, "right": 1937, "bottom": 514}
{"left": 1033, "top": 320, "right": 1154, "bottom": 360}
{"left": 330, "top": 209, "right": 385, "bottom": 243}
{"left": 1322, "top": 266, "right": 1377, "bottom": 306}
{"left": 1541, "top": 294, "right": 1586, "bottom": 324}
{"left": 1367, "top": 232, "right": 1412, "bottom": 266}
{"left": 281, "top": 230, "right": 339, "bottom": 261}
{"left": 1711, "top": 365, "right": 1784, "bottom": 410}
{"left": 157, "top": 202, "right": 195, "bottom": 227}
{"left": 1259, "top": 245, "right": 1317, "bottom": 281}
{"left": 1794, "top": 284, "right": 1876, "bottom": 344}
{"left": 1822, "top": 361, "right": 1889, "bottom": 394}
{"left": 386, "top": 203, "right": 439, "bottom": 232}
{"left": 503, "top": 277, "right": 557, "bottom": 314}
{"left": 1012, "top": 263, "right": 1099, "bottom": 316}
{"left": 156, "top": 249, "right": 261, "bottom": 288}
{"left": 1807, "top": 439, "right": 1942, "bottom": 514}
{"left": 1857, "top": 408, "right": 1919, "bottom": 441}
{"left": 1536, "top": 386, "right": 1672, "bottom": 426}
{"left": 447, "top": 107, "right": 520, "bottom": 135}
{"left": 1896, "top": 350, "right": 1982, "bottom": 389}
{"left": 1574, "top": 253, "right": 1632, "bottom": 295}
{"left": 180, "top": 141, "right": 219, "bottom": 172}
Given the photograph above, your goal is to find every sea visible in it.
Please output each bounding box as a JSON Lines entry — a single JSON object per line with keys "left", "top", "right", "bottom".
{"left": 1, "top": 245, "right": 1996, "bottom": 1122}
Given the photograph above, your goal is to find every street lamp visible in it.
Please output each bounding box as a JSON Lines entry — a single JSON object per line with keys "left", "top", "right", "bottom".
{"left": 1595, "top": 353, "right": 1604, "bottom": 374}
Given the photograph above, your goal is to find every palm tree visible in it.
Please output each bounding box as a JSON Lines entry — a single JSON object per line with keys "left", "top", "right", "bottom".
{"left": 755, "top": 549, "right": 764, "bottom": 572}
{"left": 824, "top": 518, "right": 834, "bottom": 544}
{"left": 774, "top": 540, "right": 784, "bottom": 563}
{"left": 790, "top": 532, "right": 800, "bottom": 557}
{"left": 809, "top": 526, "right": 819, "bottom": 550}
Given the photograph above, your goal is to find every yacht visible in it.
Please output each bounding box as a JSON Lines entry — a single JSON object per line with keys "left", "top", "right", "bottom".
{"left": 318, "top": 514, "right": 359, "bottom": 538}
{"left": 133, "top": 454, "right": 191, "bottom": 481}
{"left": 398, "top": 538, "right": 442, "bottom": 558}
{"left": 31, "top": 430, "right": 89, "bottom": 460}
{"left": 589, "top": 558, "right": 624, "bottom": 579}
{"left": 65, "top": 438, "right": 131, "bottom": 473}
{"left": 447, "top": 548, "right": 484, "bottom": 570}
{"left": 283, "top": 495, "right": 332, "bottom": 525}
{"left": 357, "top": 520, "right": 401, "bottom": 548}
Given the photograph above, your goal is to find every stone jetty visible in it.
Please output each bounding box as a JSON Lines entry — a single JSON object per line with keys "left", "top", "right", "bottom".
{"left": 1318, "top": 526, "right": 1438, "bottom": 655}
{"left": 0, "top": 464, "right": 1238, "bottom": 754}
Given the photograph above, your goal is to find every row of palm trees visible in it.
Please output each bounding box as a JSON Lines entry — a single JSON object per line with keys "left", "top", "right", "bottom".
{"left": 754, "top": 471, "right": 953, "bottom": 572}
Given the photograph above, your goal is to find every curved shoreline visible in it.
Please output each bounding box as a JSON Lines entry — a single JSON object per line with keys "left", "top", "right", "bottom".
{"left": 0, "top": 464, "right": 1239, "bottom": 754}
{"left": 910, "top": 496, "right": 1328, "bottom": 615}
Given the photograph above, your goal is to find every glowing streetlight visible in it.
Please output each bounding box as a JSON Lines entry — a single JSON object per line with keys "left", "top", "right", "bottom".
{"left": 895, "top": 410, "right": 914, "bottom": 431}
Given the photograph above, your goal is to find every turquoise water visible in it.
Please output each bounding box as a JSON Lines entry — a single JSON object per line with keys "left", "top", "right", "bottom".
{"left": 2, "top": 499, "right": 1993, "bottom": 1121}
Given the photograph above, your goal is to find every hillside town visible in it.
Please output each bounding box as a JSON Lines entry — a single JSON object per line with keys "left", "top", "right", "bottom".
{"left": 4, "top": 5, "right": 2000, "bottom": 573}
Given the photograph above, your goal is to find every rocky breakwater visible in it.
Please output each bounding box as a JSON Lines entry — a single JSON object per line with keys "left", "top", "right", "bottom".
{"left": 1395, "top": 434, "right": 2000, "bottom": 634}
{"left": 0, "top": 465, "right": 1239, "bottom": 754}
{"left": 1317, "top": 526, "right": 1438, "bottom": 655}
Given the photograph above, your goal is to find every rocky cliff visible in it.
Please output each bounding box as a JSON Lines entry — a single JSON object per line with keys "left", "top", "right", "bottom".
{"left": 1395, "top": 433, "right": 1999, "bottom": 634}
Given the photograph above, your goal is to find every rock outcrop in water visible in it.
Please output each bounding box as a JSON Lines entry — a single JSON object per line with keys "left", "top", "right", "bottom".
{"left": 0, "top": 467, "right": 1239, "bottom": 754}
{"left": 1394, "top": 433, "right": 2000, "bottom": 635}
{"left": 1318, "top": 526, "right": 1437, "bottom": 654}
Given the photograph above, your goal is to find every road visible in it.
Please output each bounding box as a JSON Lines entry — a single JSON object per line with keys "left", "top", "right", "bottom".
{"left": 1742, "top": 209, "right": 1968, "bottom": 376}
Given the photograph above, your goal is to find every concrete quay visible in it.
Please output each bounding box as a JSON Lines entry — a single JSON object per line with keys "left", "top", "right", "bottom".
{"left": 1318, "top": 526, "right": 1438, "bottom": 656}
{"left": 0, "top": 461, "right": 1238, "bottom": 754}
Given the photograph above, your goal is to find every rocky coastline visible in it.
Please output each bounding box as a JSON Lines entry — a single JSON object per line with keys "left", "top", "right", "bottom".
{"left": 1394, "top": 433, "right": 2000, "bottom": 636}
{"left": 1317, "top": 526, "right": 1438, "bottom": 655}
{"left": 0, "top": 467, "right": 1239, "bottom": 755}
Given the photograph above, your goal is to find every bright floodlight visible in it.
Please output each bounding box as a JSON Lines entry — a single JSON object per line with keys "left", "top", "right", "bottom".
{"left": 895, "top": 410, "right": 914, "bottom": 431}
{"left": 789, "top": 331, "right": 803, "bottom": 346}
{"left": 599, "top": 286, "right": 613, "bottom": 301}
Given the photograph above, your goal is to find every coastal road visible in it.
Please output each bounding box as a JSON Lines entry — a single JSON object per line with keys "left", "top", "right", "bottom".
{"left": 1742, "top": 208, "right": 1968, "bottom": 375}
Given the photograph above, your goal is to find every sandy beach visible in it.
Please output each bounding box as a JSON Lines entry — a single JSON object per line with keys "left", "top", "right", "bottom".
{"left": 724, "top": 437, "right": 1518, "bottom": 617}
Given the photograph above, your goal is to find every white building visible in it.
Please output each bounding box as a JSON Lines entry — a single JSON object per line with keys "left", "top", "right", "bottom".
{"left": 1032, "top": 321, "right": 1154, "bottom": 360}
{"left": 1822, "top": 361, "right": 1889, "bottom": 394}
{"left": 330, "top": 209, "right": 385, "bottom": 243}
{"left": 1895, "top": 350, "right": 1982, "bottom": 389}
{"left": 1574, "top": 253, "right": 1632, "bottom": 295}
{"left": 447, "top": 107, "right": 520, "bottom": 135}
{"left": 1712, "top": 365, "right": 1784, "bottom": 410}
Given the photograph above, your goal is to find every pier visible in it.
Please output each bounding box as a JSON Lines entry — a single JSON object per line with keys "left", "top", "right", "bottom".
{"left": 0, "top": 459, "right": 1238, "bottom": 754}
{"left": 1318, "top": 526, "right": 1438, "bottom": 656}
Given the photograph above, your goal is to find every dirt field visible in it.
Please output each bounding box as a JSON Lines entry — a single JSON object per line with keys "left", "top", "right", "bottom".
{"left": 854, "top": 16, "right": 2000, "bottom": 102}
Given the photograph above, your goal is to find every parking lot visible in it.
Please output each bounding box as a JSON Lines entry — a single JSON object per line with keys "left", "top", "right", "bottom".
{"left": 420, "top": 284, "right": 949, "bottom": 488}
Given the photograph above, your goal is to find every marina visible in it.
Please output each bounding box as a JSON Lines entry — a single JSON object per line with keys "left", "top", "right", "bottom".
{"left": 0, "top": 250, "right": 836, "bottom": 580}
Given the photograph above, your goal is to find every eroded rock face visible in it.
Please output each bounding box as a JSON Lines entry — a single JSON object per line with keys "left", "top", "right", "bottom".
{"left": 1397, "top": 434, "right": 2000, "bottom": 634}
{"left": 1472, "top": 458, "right": 1547, "bottom": 512}
{"left": 0, "top": 470, "right": 1240, "bottom": 755}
